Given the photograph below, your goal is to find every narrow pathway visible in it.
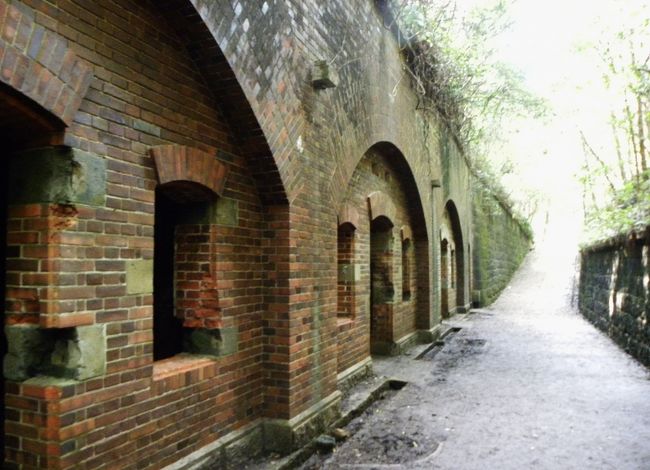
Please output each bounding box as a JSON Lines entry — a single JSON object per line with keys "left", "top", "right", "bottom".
{"left": 302, "top": 242, "right": 650, "bottom": 469}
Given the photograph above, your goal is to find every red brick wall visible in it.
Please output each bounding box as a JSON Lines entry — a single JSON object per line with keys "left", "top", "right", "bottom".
{"left": 175, "top": 224, "right": 221, "bottom": 329}
{"left": 0, "top": 0, "right": 490, "bottom": 467}
{"left": 5, "top": 204, "right": 51, "bottom": 328}
{"left": 336, "top": 146, "right": 429, "bottom": 373}
{"left": 3, "top": 0, "right": 274, "bottom": 467}
{"left": 337, "top": 223, "right": 355, "bottom": 318}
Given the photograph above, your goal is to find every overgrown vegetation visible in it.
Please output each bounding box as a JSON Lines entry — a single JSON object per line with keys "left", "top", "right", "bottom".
{"left": 381, "top": 0, "right": 546, "bottom": 227}
{"left": 579, "top": 12, "right": 650, "bottom": 242}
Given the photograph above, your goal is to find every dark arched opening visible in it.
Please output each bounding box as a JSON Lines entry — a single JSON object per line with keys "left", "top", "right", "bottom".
{"left": 370, "top": 215, "right": 394, "bottom": 350}
{"left": 402, "top": 237, "right": 412, "bottom": 301}
{"left": 440, "top": 238, "right": 450, "bottom": 318}
{"left": 443, "top": 200, "right": 466, "bottom": 312}
{"left": 153, "top": 188, "right": 187, "bottom": 360}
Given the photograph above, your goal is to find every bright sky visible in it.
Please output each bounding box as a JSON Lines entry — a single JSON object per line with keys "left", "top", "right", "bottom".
{"left": 457, "top": 0, "right": 649, "bottom": 243}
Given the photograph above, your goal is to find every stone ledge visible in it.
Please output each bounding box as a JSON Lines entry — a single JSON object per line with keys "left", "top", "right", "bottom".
{"left": 152, "top": 354, "right": 217, "bottom": 383}
{"left": 163, "top": 391, "right": 343, "bottom": 468}
{"left": 163, "top": 420, "right": 263, "bottom": 470}
{"left": 263, "top": 390, "right": 342, "bottom": 453}
{"left": 337, "top": 356, "right": 372, "bottom": 392}
{"left": 372, "top": 326, "right": 443, "bottom": 356}
{"left": 416, "top": 325, "right": 443, "bottom": 343}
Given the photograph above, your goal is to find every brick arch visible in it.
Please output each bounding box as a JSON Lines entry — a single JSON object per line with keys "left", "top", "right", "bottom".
{"left": 367, "top": 191, "right": 397, "bottom": 224}
{"left": 444, "top": 199, "right": 466, "bottom": 309}
{"left": 338, "top": 202, "right": 361, "bottom": 229}
{"left": 0, "top": 1, "right": 93, "bottom": 127}
{"left": 150, "top": 145, "right": 229, "bottom": 201}
{"left": 155, "top": 0, "right": 287, "bottom": 206}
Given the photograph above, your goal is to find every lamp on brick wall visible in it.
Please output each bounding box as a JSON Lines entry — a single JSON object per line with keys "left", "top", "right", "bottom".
{"left": 312, "top": 60, "right": 338, "bottom": 89}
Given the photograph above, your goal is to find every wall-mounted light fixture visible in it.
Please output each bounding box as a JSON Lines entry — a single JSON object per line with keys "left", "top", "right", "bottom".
{"left": 312, "top": 60, "right": 338, "bottom": 89}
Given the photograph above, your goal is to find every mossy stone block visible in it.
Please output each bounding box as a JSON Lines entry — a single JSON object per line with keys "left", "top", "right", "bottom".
{"left": 3, "top": 325, "right": 52, "bottom": 381}
{"left": 183, "top": 327, "right": 238, "bottom": 357}
{"left": 9, "top": 147, "right": 106, "bottom": 206}
{"left": 126, "top": 260, "right": 153, "bottom": 294}
{"left": 48, "top": 325, "right": 106, "bottom": 380}
{"left": 338, "top": 263, "right": 355, "bottom": 282}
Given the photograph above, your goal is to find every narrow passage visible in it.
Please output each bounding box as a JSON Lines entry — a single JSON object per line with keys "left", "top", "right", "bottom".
{"left": 304, "top": 237, "right": 650, "bottom": 469}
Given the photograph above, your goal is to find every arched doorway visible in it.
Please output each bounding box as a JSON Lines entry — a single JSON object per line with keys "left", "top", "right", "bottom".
{"left": 441, "top": 200, "right": 465, "bottom": 316}
{"left": 336, "top": 142, "right": 430, "bottom": 363}
{"left": 440, "top": 238, "right": 450, "bottom": 317}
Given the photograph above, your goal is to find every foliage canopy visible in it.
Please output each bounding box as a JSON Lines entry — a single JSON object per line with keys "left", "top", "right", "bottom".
{"left": 383, "top": 0, "right": 547, "bottom": 225}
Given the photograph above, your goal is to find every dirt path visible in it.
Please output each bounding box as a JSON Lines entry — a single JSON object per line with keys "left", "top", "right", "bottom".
{"left": 300, "top": 242, "right": 650, "bottom": 469}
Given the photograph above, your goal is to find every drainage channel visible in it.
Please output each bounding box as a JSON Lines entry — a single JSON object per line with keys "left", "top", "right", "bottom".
{"left": 280, "top": 379, "right": 408, "bottom": 470}
{"left": 415, "top": 327, "right": 462, "bottom": 360}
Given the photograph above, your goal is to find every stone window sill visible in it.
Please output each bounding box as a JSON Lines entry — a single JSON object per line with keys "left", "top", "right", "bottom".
{"left": 152, "top": 354, "right": 217, "bottom": 391}
{"left": 337, "top": 316, "right": 354, "bottom": 331}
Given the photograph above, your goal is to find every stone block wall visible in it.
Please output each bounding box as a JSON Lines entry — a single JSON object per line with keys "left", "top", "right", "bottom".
{"left": 471, "top": 179, "right": 532, "bottom": 306}
{"left": 578, "top": 231, "right": 649, "bottom": 366}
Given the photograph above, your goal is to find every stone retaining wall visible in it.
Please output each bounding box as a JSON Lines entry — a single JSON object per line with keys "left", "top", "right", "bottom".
{"left": 471, "top": 180, "right": 532, "bottom": 306}
{"left": 578, "top": 230, "right": 649, "bottom": 366}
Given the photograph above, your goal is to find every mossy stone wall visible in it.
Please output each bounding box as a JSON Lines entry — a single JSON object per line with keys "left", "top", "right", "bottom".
{"left": 471, "top": 180, "right": 532, "bottom": 306}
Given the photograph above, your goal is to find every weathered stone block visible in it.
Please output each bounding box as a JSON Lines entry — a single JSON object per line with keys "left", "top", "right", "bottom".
{"left": 338, "top": 263, "right": 356, "bottom": 282}
{"left": 126, "top": 260, "right": 153, "bottom": 294}
{"left": 213, "top": 197, "right": 238, "bottom": 226}
{"left": 8, "top": 147, "right": 106, "bottom": 206}
{"left": 3, "top": 324, "right": 52, "bottom": 381}
{"left": 4, "top": 324, "right": 106, "bottom": 381}
{"left": 183, "top": 327, "right": 238, "bottom": 357}
{"left": 48, "top": 325, "right": 106, "bottom": 380}
{"left": 263, "top": 390, "right": 342, "bottom": 453}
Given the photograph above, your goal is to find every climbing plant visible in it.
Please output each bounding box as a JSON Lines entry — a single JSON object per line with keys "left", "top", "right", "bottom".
{"left": 382, "top": 0, "right": 546, "bottom": 225}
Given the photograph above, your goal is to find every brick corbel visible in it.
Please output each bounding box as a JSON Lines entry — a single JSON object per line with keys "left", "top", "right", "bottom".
{"left": 150, "top": 145, "right": 228, "bottom": 199}
{"left": 0, "top": 1, "right": 94, "bottom": 126}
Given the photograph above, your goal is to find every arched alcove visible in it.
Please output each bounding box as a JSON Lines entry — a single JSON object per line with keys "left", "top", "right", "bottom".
{"left": 336, "top": 141, "right": 430, "bottom": 364}
{"left": 442, "top": 200, "right": 465, "bottom": 314}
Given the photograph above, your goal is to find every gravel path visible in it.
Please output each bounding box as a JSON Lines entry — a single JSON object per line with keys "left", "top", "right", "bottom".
{"left": 301, "top": 241, "right": 650, "bottom": 470}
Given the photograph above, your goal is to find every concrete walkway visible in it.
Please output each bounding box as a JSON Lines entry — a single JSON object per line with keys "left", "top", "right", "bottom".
{"left": 299, "top": 243, "right": 650, "bottom": 469}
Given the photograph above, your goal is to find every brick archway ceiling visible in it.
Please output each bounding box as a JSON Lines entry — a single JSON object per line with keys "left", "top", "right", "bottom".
{"left": 156, "top": 0, "right": 287, "bottom": 206}
{"left": 444, "top": 200, "right": 464, "bottom": 249}
{"left": 370, "top": 142, "right": 428, "bottom": 240}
